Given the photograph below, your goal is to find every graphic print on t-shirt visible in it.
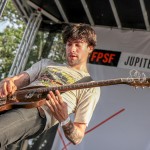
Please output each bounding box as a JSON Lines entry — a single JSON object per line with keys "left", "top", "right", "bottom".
{"left": 38, "top": 66, "right": 77, "bottom": 86}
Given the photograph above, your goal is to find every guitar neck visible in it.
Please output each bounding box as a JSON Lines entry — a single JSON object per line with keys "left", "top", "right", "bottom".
{"left": 12, "top": 77, "right": 150, "bottom": 102}
{"left": 17, "top": 78, "right": 125, "bottom": 94}
{"left": 48, "top": 78, "right": 124, "bottom": 92}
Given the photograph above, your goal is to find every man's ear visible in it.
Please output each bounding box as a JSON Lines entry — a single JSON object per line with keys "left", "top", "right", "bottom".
{"left": 88, "top": 46, "right": 94, "bottom": 54}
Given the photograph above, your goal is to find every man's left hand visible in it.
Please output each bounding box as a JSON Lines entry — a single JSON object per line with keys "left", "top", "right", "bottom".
{"left": 46, "top": 90, "right": 68, "bottom": 122}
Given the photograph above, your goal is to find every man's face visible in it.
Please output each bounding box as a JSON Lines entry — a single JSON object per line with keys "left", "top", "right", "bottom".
{"left": 66, "top": 39, "right": 93, "bottom": 67}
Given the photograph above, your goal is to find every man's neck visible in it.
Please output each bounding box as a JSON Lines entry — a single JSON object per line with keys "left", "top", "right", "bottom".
{"left": 69, "top": 64, "right": 88, "bottom": 73}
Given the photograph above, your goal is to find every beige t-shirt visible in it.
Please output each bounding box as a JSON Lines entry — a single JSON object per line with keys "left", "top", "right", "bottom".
{"left": 24, "top": 59, "right": 100, "bottom": 128}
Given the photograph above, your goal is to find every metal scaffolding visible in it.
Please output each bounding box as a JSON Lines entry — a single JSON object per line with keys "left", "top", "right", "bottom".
{"left": 0, "top": 0, "right": 8, "bottom": 17}
{"left": 8, "top": 11, "right": 42, "bottom": 76}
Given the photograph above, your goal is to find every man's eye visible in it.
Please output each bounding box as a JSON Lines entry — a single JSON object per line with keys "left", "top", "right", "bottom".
{"left": 76, "top": 44, "right": 81, "bottom": 47}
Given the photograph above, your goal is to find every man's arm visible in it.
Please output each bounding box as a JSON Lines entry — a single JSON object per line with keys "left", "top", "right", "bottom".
{"left": 46, "top": 90, "right": 87, "bottom": 145}
{"left": 0, "top": 72, "right": 30, "bottom": 98}
{"left": 62, "top": 121, "right": 86, "bottom": 145}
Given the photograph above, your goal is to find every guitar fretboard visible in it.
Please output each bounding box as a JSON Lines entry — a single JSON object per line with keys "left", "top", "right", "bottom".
{"left": 8, "top": 77, "right": 150, "bottom": 102}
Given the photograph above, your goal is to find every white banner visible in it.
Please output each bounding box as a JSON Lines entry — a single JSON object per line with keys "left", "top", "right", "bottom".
{"left": 52, "top": 27, "right": 150, "bottom": 150}
{"left": 118, "top": 52, "right": 150, "bottom": 72}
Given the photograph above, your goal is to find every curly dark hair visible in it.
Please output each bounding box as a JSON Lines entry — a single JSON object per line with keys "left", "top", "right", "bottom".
{"left": 62, "top": 23, "right": 97, "bottom": 47}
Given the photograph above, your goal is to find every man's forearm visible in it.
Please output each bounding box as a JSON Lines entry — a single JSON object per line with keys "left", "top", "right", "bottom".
{"left": 62, "top": 121, "right": 84, "bottom": 145}
{"left": 12, "top": 72, "right": 30, "bottom": 88}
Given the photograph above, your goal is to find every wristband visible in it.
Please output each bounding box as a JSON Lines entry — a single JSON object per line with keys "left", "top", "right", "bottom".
{"left": 60, "top": 117, "right": 70, "bottom": 126}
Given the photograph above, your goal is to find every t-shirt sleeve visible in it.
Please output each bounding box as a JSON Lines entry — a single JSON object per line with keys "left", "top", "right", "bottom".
{"left": 74, "top": 87, "right": 100, "bottom": 126}
{"left": 24, "top": 59, "right": 54, "bottom": 83}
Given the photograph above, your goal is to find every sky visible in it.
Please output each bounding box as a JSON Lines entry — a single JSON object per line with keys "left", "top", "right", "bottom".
{"left": 0, "top": 20, "right": 9, "bottom": 32}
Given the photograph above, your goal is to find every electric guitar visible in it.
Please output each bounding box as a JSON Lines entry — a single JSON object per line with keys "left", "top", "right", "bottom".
{"left": 0, "top": 77, "right": 150, "bottom": 112}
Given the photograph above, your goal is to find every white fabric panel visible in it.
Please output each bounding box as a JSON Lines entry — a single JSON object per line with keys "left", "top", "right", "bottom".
{"left": 52, "top": 27, "right": 150, "bottom": 150}
{"left": 94, "top": 27, "right": 150, "bottom": 55}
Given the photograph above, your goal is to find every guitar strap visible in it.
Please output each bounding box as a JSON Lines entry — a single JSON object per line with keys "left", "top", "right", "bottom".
{"left": 74, "top": 76, "right": 93, "bottom": 84}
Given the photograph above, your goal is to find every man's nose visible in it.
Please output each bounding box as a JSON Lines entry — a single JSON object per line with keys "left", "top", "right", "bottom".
{"left": 69, "top": 45, "right": 76, "bottom": 52}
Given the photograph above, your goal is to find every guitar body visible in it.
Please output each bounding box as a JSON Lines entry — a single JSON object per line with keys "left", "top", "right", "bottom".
{"left": 0, "top": 99, "right": 46, "bottom": 112}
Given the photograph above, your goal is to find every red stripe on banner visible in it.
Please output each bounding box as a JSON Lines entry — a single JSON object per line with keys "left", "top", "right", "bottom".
{"left": 62, "top": 108, "right": 125, "bottom": 150}
{"left": 58, "top": 128, "right": 68, "bottom": 150}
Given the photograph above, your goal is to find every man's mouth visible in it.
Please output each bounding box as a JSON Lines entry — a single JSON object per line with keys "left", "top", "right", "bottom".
{"left": 69, "top": 55, "right": 77, "bottom": 59}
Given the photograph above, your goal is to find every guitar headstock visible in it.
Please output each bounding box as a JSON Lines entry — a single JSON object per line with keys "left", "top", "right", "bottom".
{"left": 122, "top": 78, "right": 150, "bottom": 88}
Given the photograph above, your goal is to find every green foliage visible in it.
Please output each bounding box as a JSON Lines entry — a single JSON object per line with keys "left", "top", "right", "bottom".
{"left": 0, "top": 0, "right": 66, "bottom": 80}
{"left": 1, "top": 0, "right": 23, "bottom": 25}
{"left": 0, "top": 0, "right": 25, "bottom": 79}
{"left": 48, "top": 33, "right": 66, "bottom": 64}
{"left": 26, "top": 31, "right": 66, "bottom": 69}
{"left": 0, "top": 27, "right": 24, "bottom": 78}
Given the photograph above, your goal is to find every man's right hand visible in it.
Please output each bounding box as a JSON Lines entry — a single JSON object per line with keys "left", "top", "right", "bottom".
{"left": 0, "top": 78, "right": 17, "bottom": 98}
{"left": 0, "top": 72, "right": 30, "bottom": 99}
